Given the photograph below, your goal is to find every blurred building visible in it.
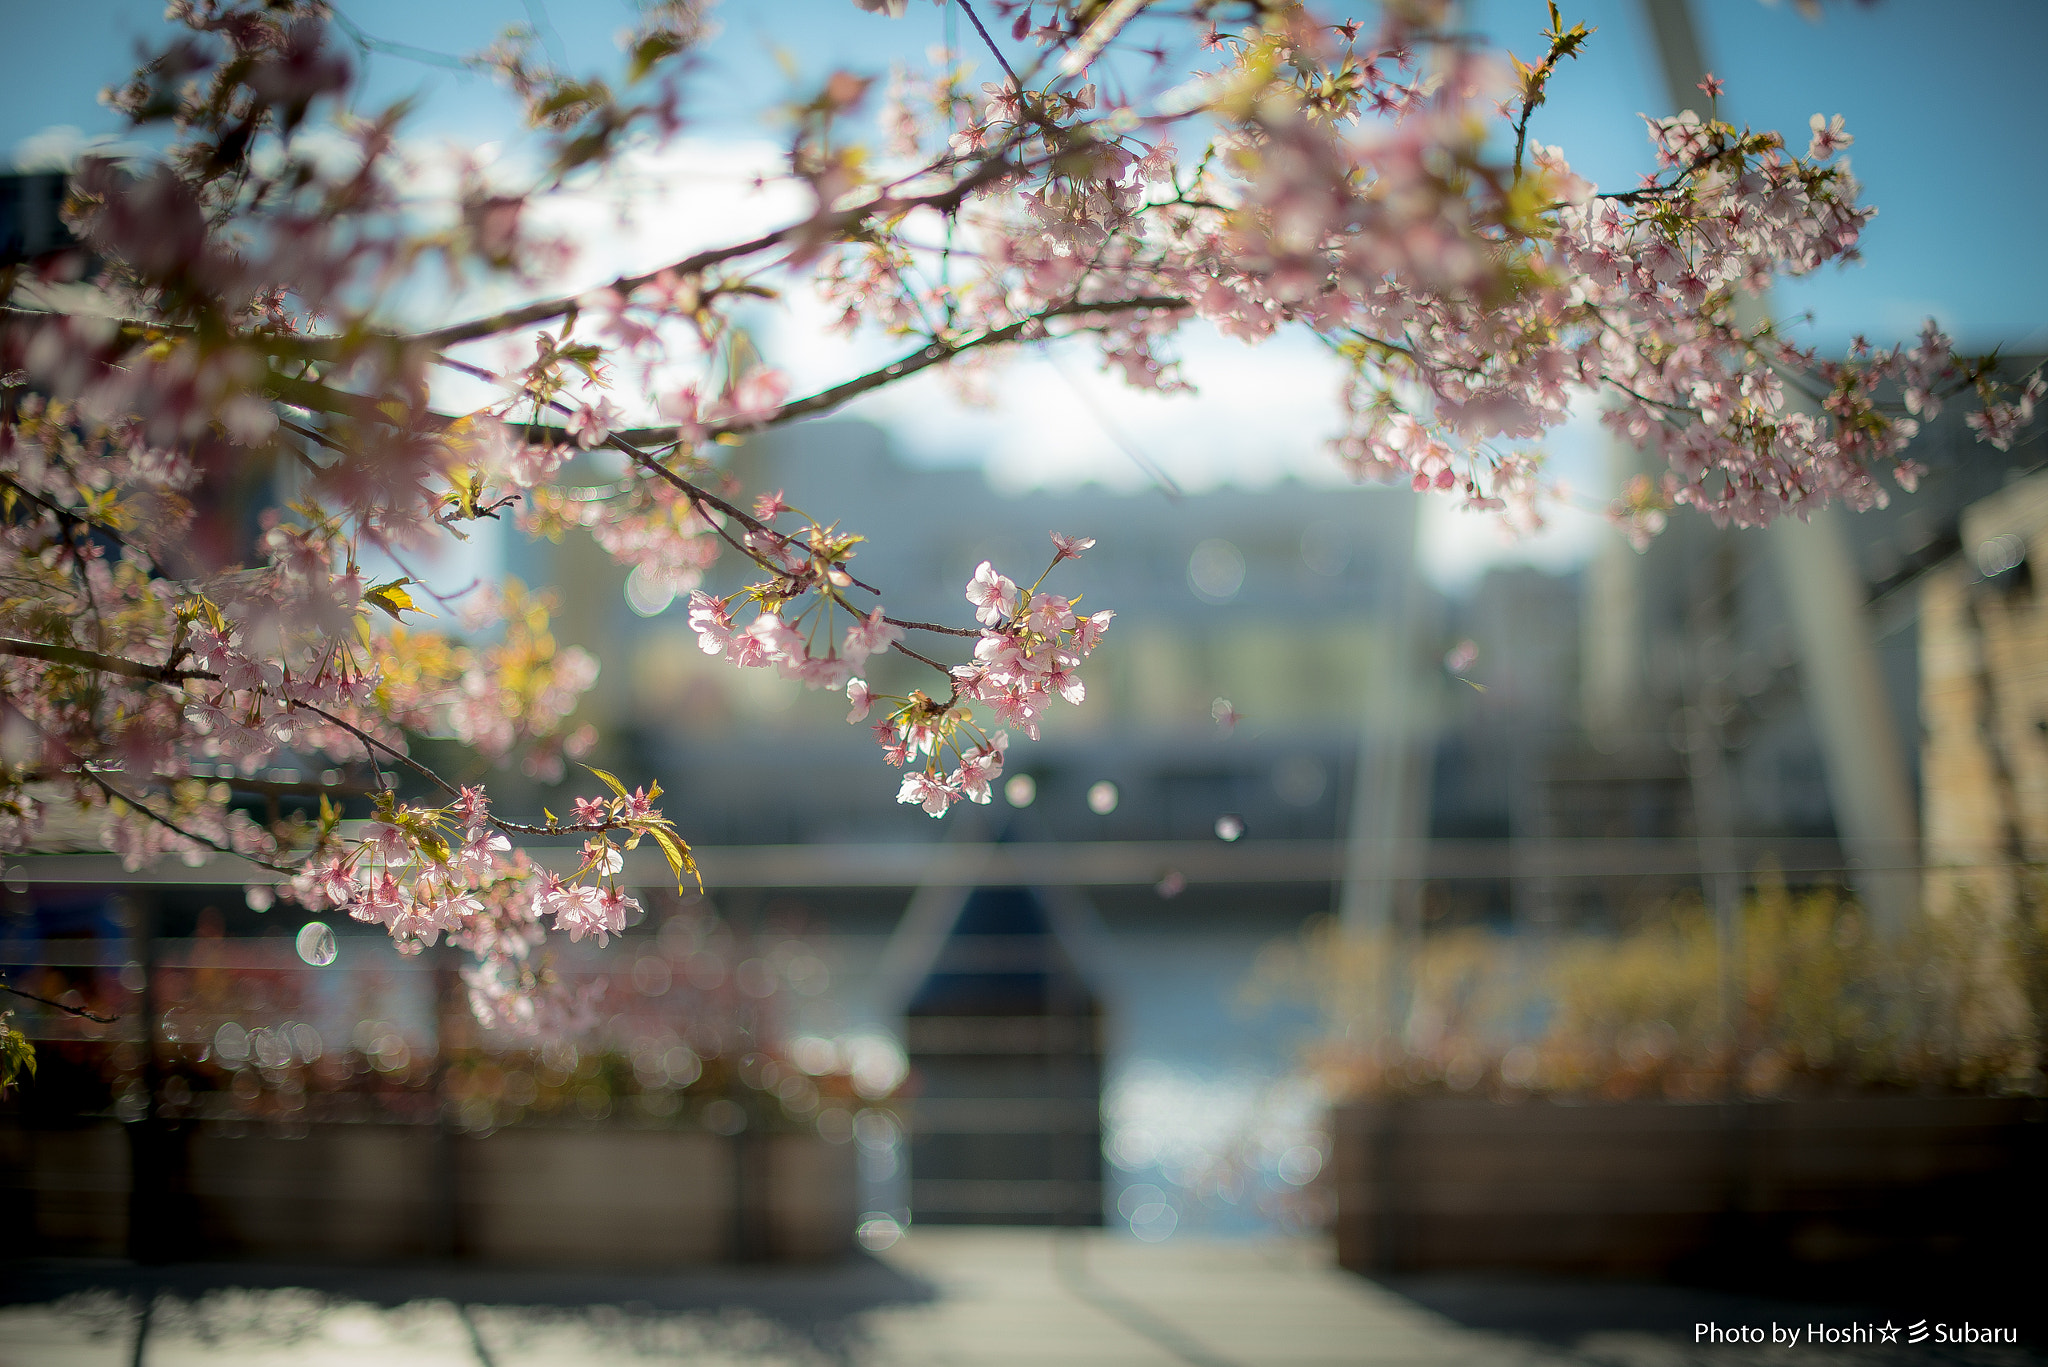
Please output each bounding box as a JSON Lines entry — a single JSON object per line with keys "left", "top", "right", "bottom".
{"left": 1552, "top": 390, "right": 2046, "bottom": 930}
{"left": 1919, "top": 470, "right": 2048, "bottom": 920}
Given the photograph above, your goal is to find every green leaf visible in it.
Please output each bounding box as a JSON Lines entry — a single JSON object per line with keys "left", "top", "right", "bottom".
{"left": 584, "top": 766, "right": 631, "bottom": 801}
{"left": 627, "top": 32, "right": 685, "bottom": 83}
{"left": 647, "top": 825, "right": 701, "bottom": 893}
{"left": 0, "top": 1014, "right": 36, "bottom": 1097}
{"left": 364, "top": 579, "right": 426, "bottom": 621}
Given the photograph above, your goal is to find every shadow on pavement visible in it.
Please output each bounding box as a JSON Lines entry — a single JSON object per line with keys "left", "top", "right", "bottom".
{"left": 0, "top": 1253, "right": 937, "bottom": 1364}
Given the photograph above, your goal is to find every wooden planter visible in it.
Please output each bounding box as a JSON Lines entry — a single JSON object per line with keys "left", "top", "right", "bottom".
{"left": 4, "top": 1120, "right": 857, "bottom": 1266}
{"left": 1332, "top": 1096, "right": 2047, "bottom": 1280}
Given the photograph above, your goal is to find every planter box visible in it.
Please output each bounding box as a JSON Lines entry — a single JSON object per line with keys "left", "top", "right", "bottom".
{"left": 1332, "top": 1096, "right": 2047, "bottom": 1279}
{"left": 0, "top": 1122, "right": 132, "bottom": 1257}
{"left": 3, "top": 1120, "right": 856, "bottom": 1266}
{"left": 458, "top": 1127, "right": 733, "bottom": 1265}
{"left": 186, "top": 1122, "right": 445, "bottom": 1259}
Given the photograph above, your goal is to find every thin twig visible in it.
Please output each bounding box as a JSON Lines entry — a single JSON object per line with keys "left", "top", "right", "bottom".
{"left": 403, "top": 155, "right": 1023, "bottom": 353}
{"left": 557, "top": 293, "right": 1189, "bottom": 449}
{"left": 0, "top": 977, "right": 119, "bottom": 1024}
{"left": 0, "top": 473, "right": 146, "bottom": 561}
{"left": 891, "top": 640, "right": 956, "bottom": 677}
{"left": 285, "top": 701, "right": 439, "bottom": 797}
{"left": 70, "top": 766, "right": 298, "bottom": 875}
{"left": 0, "top": 638, "right": 215, "bottom": 684}
{"left": 957, "top": 0, "right": 1023, "bottom": 87}
{"left": 882, "top": 617, "right": 983, "bottom": 639}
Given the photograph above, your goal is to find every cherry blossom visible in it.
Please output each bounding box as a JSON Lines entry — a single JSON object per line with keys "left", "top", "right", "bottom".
{"left": 0, "top": 0, "right": 2033, "bottom": 1044}
{"left": 966, "top": 561, "right": 1022, "bottom": 626}
{"left": 898, "top": 770, "right": 961, "bottom": 818}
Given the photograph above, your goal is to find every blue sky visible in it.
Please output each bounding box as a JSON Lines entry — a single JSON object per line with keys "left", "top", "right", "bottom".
{"left": 8, "top": 2, "right": 2046, "bottom": 585}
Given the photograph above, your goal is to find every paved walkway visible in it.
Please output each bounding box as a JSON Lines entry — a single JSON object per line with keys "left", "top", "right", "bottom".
{"left": 1, "top": 1232, "right": 2037, "bottom": 1367}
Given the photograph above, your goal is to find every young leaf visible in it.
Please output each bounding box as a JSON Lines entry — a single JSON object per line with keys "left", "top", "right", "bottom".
{"left": 584, "top": 766, "right": 631, "bottom": 800}
{"left": 647, "top": 826, "right": 702, "bottom": 893}
{"left": 0, "top": 1013, "right": 37, "bottom": 1097}
{"left": 364, "top": 579, "right": 423, "bottom": 621}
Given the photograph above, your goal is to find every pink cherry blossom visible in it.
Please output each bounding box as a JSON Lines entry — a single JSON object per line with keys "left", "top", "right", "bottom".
{"left": 956, "top": 736, "right": 1007, "bottom": 804}
{"left": 567, "top": 397, "right": 625, "bottom": 449}
{"left": 965, "top": 561, "right": 1020, "bottom": 626}
{"left": 1073, "top": 611, "right": 1115, "bottom": 655}
{"left": 1808, "top": 112, "right": 1853, "bottom": 159}
{"left": 1027, "top": 593, "right": 1078, "bottom": 635}
{"left": 687, "top": 591, "right": 736, "bottom": 656}
{"left": 897, "top": 770, "right": 960, "bottom": 817}
{"left": 0, "top": 0, "right": 2026, "bottom": 1047}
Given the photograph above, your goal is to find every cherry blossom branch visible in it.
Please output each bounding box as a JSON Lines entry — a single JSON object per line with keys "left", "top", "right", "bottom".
{"left": 1592, "top": 139, "right": 1757, "bottom": 206}
{"left": 284, "top": 699, "right": 649, "bottom": 840}
{"left": 602, "top": 293, "right": 1190, "bottom": 447}
{"left": 410, "top": 355, "right": 845, "bottom": 606}
{"left": 401, "top": 157, "right": 1032, "bottom": 354}
{"left": 0, "top": 638, "right": 216, "bottom": 684}
{"left": 277, "top": 700, "right": 418, "bottom": 793}
{"left": 890, "top": 639, "right": 958, "bottom": 678}
{"left": 275, "top": 415, "right": 348, "bottom": 459}
{"left": 68, "top": 765, "right": 297, "bottom": 874}
{"left": 602, "top": 440, "right": 1005, "bottom": 646}
{"left": 877, "top": 617, "right": 982, "bottom": 639}
{"left": 53, "top": 513, "right": 108, "bottom": 650}
{"left": 0, "top": 977, "right": 119, "bottom": 1024}
{"left": 0, "top": 474, "right": 147, "bottom": 563}
{"left": 2, "top": 0, "right": 2018, "bottom": 1034}
{"left": 956, "top": 0, "right": 1023, "bottom": 87}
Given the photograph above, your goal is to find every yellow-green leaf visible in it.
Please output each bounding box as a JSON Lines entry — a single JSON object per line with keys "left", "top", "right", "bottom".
{"left": 364, "top": 579, "right": 424, "bottom": 621}
{"left": 647, "top": 825, "right": 701, "bottom": 892}
{"left": 584, "top": 765, "right": 630, "bottom": 800}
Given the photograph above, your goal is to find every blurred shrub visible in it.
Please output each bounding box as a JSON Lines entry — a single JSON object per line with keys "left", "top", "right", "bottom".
{"left": 2, "top": 893, "right": 902, "bottom": 1143}
{"left": 1247, "top": 871, "right": 2048, "bottom": 1101}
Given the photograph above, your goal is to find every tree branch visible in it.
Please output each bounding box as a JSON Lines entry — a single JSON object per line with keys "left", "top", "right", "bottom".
{"left": 0, "top": 977, "right": 119, "bottom": 1024}
{"left": 580, "top": 293, "right": 1190, "bottom": 448}
{"left": 0, "top": 473, "right": 148, "bottom": 563}
{"left": 284, "top": 700, "right": 437, "bottom": 796}
{"left": 881, "top": 617, "right": 982, "bottom": 639}
{"left": 400, "top": 154, "right": 1028, "bottom": 353}
{"left": 70, "top": 766, "right": 298, "bottom": 875}
{"left": 0, "top": 637, "right": 214, "bottom": 683}
{"left": 957, "top": 0, "right": 1023, "bottom": 87}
